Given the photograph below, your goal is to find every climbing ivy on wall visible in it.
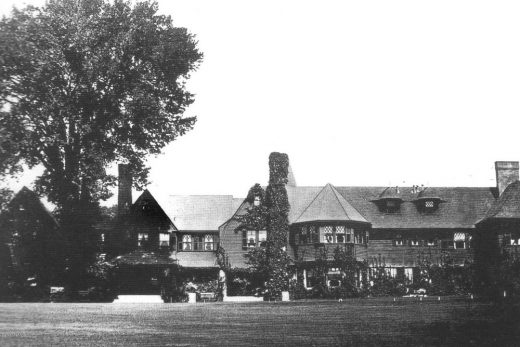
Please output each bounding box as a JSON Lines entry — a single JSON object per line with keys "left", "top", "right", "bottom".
{"left": 264, "top": 152, "right": 292, "bottom": 298}
{"left": 233, "top": 152, "right": 292, "bottom": 299}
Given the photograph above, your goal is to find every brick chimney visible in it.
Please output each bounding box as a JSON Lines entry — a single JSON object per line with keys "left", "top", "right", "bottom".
{"left": 495, "top": 161, "right": 519, "bottom": 196}
{"left": 118, "top": 164, "right": 132, "bottom": 216}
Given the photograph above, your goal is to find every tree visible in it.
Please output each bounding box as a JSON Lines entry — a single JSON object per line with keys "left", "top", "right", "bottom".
{"left": 0, "top": 0, "right": 202, "bottom": 290}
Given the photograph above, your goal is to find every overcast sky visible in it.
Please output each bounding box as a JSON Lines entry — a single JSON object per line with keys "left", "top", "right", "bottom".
{"left": 2, "top": 1, "right": 520, "bottom": 204}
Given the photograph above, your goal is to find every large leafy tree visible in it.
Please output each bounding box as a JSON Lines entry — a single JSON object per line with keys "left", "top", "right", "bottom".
{"left": 0, "top": 0, "right": 202, "bottom": 289}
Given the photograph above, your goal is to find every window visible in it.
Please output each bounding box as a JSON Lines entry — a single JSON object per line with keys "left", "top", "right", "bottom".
{"left": 385, "top": 268, "right": 397, "bottom": 278}
{"left": 410, "top": 240, "right": 420, "bottom": 246}
{"left": 159, "top": 233, "right": 170, "bottom": 247}
{"left": 100, "top": 233, "right": 105, "bottom": 244}
{"left": 138, "top": 233, "right": 148, "bottom": 247}
{"left": 320, "top": 226, "right": 334, "bottom": 243}
{"left": 395, "top": 239, "right": 404, "bottom": 246}
{"left": 253, "top": 196, "right": 261, "bottom": 206}
{"left": 425, "top": 200, "right": 434, "bottom": 208}
{"left": 346, "top": 228, "right": 354, "bottom": 243}
{"left": 336, "top": 226, "right": 346, "bottom": 243}
{"left": 304, "top": 269, "right": 318, "bottom": 288}
{"left": 310, "top": 226, "right": 319, "bottom": 243}
{"left": 182, "top": 234, "right": 192, "bottom": 250}
{"left": 505, "top": 234, "right": 520, "bottom": 246}
{"left": 404, "top": 268, "right": 414, "bottom": 282}
{"left": 382, "top": 200, "right": 401, "bottom": 213}
{"left": 299, "top": 226, "right": 308, "bottom": 244}
{"left": 258, "top": 230, "right": 267, "bottom": 247}
{"left": 204, "top": 235, "right": 214, "bottom": 250}
{"left": 453, "top": 232, "right": 466, "bottom": 249}
{"left": 426, "top": 240, "right": 435, "bottom": 247}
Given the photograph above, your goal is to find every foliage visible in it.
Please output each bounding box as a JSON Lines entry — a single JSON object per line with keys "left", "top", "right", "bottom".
{"left": 263, "top": 153, "right": 291, "bottom": 298}
{"left": 84, "top": 254, "right": 116, "bottom": 301}
{"left": 235, "top": 184, "right": 268, "bottom": 234}
{"left": 0, "top": 0, "right": 202, "bottom": 290}
{"left": 235, "top": 154, "right": 292, "bottom": 299}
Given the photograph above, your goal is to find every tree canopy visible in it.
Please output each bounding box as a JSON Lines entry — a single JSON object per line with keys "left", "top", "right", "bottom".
{"left": 0, "top": 0, "right": 202, "bottom": 291}
{"left": 0, "top": 0, "right": 202, "bottom": 207}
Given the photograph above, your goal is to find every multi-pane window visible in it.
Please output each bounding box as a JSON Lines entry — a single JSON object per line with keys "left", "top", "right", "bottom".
{"left": 182, "top": 234, "right": 192, "bottom": 250}
{"left": 453, "top": 232, "right": 466, "bottom": 249}
{"left": 426, "top": 240, "right": 435, "bottom": 247}
{"left": 346, "top": 228, "right": 354, "bottom": 243}
{"left": 394, "top": 235, "right": 404, "bottom": 246}
{"left": 244, "top": 230, "right": 257, "bottom": 249}
{"left": 243, "top": 230, "right": 267, "bottom": 249}
{"left": 320, "top": 226, "right": 334, "bottom": 243}
{"left": 159, "top": 233, "right": 170, "bottom": 247}
{"left": 138, "top": 233, "right": 148, "bottom": 247}
{"left": 425, "top": 200, "right": 434, "bottom": 208}
{"left": 204, "top": 235, "right": 214, "bottom": 251}
{"left": 410, "top": 240, "right": 420, "bottom": 246}
{"left": 253, "top": 196, "right": 261, "bottom": 206}
{"left": 336, "top": 226, "right": 346, "bottom": 243}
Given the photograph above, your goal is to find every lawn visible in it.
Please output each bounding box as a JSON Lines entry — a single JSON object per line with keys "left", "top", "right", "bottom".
{"left": 0, "top": 297, "right": 518, "bottom": 346}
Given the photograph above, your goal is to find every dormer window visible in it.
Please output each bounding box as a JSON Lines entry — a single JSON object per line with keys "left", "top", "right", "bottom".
{"left": 425, "top": 200, "right": 434, "bottom": 208}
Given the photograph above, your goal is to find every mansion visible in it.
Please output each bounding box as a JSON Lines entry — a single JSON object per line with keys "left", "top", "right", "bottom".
{"left": 2, "top": 156, "right": 520, "bottom": 299}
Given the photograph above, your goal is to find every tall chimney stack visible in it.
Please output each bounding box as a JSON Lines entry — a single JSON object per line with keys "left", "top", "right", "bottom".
{"left": 118, "top": 164, "right": 132, "bottom": 216}
{"left": 495, "top": 161, "right": 519, "bottom": 196}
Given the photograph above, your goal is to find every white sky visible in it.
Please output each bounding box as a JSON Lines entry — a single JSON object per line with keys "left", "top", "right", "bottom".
{"left": 2, "top": 1, "right": 520, "bottom": 205}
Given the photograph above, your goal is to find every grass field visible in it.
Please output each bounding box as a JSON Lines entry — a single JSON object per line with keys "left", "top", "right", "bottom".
{"left": 0, "top": 297, "right": 518, "bottom": 346}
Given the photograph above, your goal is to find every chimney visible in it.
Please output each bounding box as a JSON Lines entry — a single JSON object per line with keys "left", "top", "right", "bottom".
{"left": 118, "top": 164, "right": 132, "bottom": 216}
{"left": 495, "top": 161, "right": 519, "bottom": 196}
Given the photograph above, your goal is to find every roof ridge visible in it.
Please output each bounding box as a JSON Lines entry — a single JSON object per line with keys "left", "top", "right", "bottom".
{"left": 294, "top": 184, "right": 328, "bottom": 223}
{"left": 329, "top": 184, "right": 350, "bottom": 218}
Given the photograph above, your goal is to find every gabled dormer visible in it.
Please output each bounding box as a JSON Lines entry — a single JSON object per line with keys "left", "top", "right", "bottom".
{"left": 372, "top": 187, "right": 403, "bottom": 213}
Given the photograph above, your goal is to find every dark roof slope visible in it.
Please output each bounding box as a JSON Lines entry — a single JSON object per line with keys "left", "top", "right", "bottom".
{"left": 294, "top": 184, "right": 368, "bottom": 224}
{"left": 482, "top": 180, "right": 520, "bottom": 220}
{"left": 287, "top": 186, "right": 496, "bottom": 229}
{"left": 6, "top": 187, "right": 58, "bottom": 227}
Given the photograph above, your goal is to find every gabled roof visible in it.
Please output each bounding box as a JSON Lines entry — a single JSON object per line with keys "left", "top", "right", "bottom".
{"left": 293, "top": 184, "right": 368, "bottom": 224}
{"left": 286, "top": 185, "right": 496, "bottom": 229}
{"left": 144, "top": 190, "right": 243, "bottom": 231}
{"left": 481, "top": 180, "right": 520, "bottom": 220}
{"left": 6, "top": 187, "right": 58, "bottom": 227}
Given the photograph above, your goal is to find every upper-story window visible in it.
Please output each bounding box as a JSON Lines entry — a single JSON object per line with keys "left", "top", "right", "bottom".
{"left": 253, "top": 196, "right": 261, "bottom": 206}
{"left": 138, "top": 233, "right": 149, "bottom": 247}
{"left": 384, "top": 200, "right": 400, "bottom": 213}
{"left": 243, "top": 230, "right": 267, "bottom": 249}
{"left": 298, "top": 225, "right": 319, "bottom": 244}
{"left": 424, "top": 200, "right": 434, "bottom": 208}
{"left": 310, "top": 225, "right": 367, "bottom": 245}
{"left": 453, "top": 232, "right": 469, "bottom": 249}
{"left": 159, "top": 233, "right": 170, "bottom": 248}
{"left": 182, "top": 234, "right": 192, "bottom": 250}
{"left": 410, "top": 240, "right": 420, "bottom": 247}
{"left": 181, "top": 234, "right": 218, "bottom": 251}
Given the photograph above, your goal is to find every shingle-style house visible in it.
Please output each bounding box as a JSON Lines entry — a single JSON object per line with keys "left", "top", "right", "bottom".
{"left": 113, "top": 158, "right": 520, "bottom": 298}
{"left": 0, "top": 187, "right": 64, "bottom": 297}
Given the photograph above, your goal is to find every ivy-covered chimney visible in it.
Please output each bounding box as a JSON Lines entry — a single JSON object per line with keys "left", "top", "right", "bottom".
{"left": 495, "top": 161, "right": 519, "bottom": 196}
{"left": 118, "top": 164, "right": 132, "bottom": 216}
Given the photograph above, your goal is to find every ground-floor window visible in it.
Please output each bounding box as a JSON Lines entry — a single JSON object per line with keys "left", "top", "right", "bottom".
{"left": 138, "top": 233, "right": 149, "bottom": 247}
{"left": 159, "top": 233, "right": 170, "bottom": 248}
{"left": 404, "top": 268, "right": 413, "bottom": 282}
